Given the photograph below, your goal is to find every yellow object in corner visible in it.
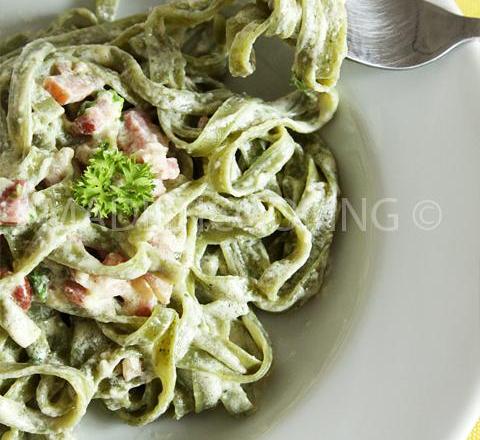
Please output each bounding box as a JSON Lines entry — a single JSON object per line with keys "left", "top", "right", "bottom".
{"left": 470, "top": 421, "right": 480, "bottom": 440}
{"left": 461, "top": 2, "right": 480, "bottom": 438}
{"left": 456, "top": 0, "right": 480, "bottom": 17}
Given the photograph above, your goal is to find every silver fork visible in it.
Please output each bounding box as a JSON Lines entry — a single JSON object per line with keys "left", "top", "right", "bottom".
{"left": 346, "top": 0, "right": 480, "bottom": 69}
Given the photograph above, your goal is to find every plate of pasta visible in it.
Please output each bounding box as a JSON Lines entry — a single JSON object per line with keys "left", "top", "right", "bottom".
{"left": 0, "top": 0, "right": 479, "bottom": 440}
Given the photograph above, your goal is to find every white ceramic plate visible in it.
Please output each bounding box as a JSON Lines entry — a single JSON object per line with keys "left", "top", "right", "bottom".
{"left": 1, "top": 1, "right": 479, "bottom": 439}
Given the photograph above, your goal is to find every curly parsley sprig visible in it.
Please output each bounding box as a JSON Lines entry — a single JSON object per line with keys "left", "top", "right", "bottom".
{"left": 73, "top": 143, "right": 155, "bottom": 219}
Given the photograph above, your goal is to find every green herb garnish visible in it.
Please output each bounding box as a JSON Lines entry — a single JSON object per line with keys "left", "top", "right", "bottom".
{"left": 73, "top": 143, "right": 155, "bottom": 219}
{"left": 110, "top": 90, "right": 124, "bottom": 103}
{"left": 28, "top": 266, "right": 51, "bottom": 302}
{"left": 290, "top": 75, "right": 309, "bottom": 93}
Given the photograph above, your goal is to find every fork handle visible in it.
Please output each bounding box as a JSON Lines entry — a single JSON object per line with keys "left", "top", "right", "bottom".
{"left": 464, "top": 16, "right": 480, "bottom": 39}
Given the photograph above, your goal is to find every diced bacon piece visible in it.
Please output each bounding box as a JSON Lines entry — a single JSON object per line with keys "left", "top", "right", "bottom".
{"left": 118, "top": 109, "right": 169, "bottom": 153}
{"left": 129, "top": 141, "right": 167, "bottom": 165}
{"left": 12, "top": 280, "right": 33, "bottom": 311}
{"left": 43, "top": 77, "right": 75, "bottom": 105}
{"left": 129, "top": 277, "right": 158, "bottom": 316}
{"left": 74, "top": 118, "right": 96, "bottom": 136}
{"left": 0, "top": 180, "right": 29, "bottom": 225}
{"left": 44, "top": 63, "right": 104, "bottom": 105}
{"left": 66, "top": 253, "right": 173, "bottom": 318}
{"left": 197, "top": 115, "right": 209, "bottom": 129}
{"left": 69, "top": 270, "right": 158, "bottom": 317}
{"left": 142, "top": 273, "right": 173, "bottom": 305}
{"left": 132, "top": 143, "right": 179, "bottom": 179}
{"left": 104, "top": 253, "right": 162, "bottom": 316}
{"left": 73, "top": 91, "right": 124, "bottom": 136}
{"left": 117, "top": 109, "right": 180, "bottom": 184}
{"left": 135, "top": 304, "right": 154, "bottom": 317}
{"left": 158, "top": 157, "right": 180, "bottom": 180}
{"left": 64, "top": 280, "right": 88, "bottom": 306}
{"left": 71, "top": 270, "right": 130, "bottom": 315}
{"left": 122, "top": 357, "right": 143, "bottom": 381}
{"left": 0, "top": 268, "right": 33, "bottom": 311}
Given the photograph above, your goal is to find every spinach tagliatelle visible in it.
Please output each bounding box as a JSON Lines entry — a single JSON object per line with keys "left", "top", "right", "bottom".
{"left": 0, "top": 0, "right": 346, "bottom": 437}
